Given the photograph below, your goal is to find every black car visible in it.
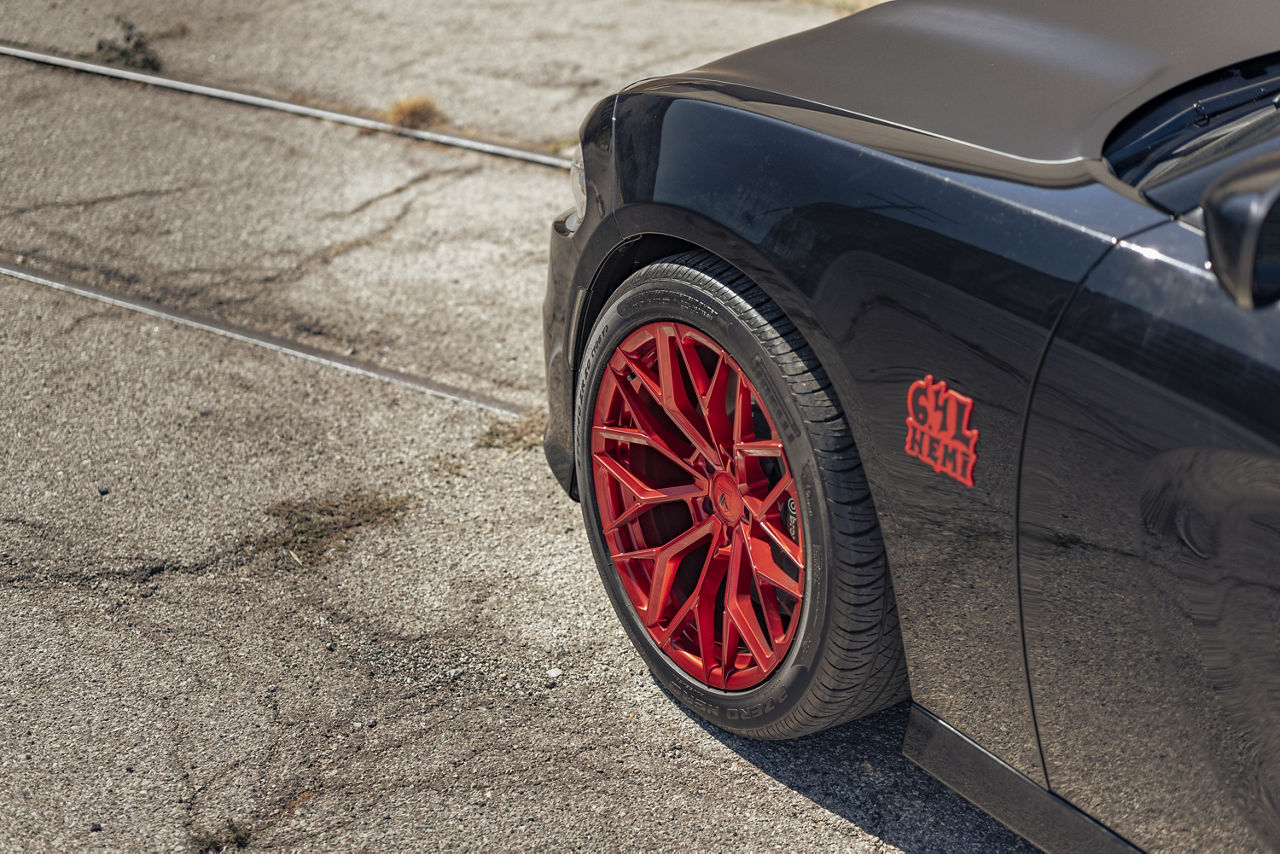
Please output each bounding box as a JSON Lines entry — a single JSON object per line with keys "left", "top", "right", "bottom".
{"left": 542, "top": 1, "right": 1280, "bottom": 850}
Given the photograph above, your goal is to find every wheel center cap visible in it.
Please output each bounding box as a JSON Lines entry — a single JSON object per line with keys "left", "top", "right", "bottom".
{"left": 710, "top": 473, "right": 745, "bottom": 525}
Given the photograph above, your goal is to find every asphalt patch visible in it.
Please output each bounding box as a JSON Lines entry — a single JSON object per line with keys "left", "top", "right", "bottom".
{"left": 257, "top": 491, "right": 416, "bottom": 567}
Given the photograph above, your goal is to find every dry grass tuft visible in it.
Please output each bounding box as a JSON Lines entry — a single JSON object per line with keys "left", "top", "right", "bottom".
{"left": 386, "top": 95, "right": 447, "bottom": 130}
{"left": 154, "top": 22, "right": 190, "bottom": 40}
{"left": 93, "top": 17, "right": 162, "bottom": 71}
{"left": 475, "top": 410, "right": 546, "bottom": 452}
{"left": 542, "top": 135, "right": 581, "bottom": 156}
{"left": 804, "top": 0, "right": 884, "bottom": 13}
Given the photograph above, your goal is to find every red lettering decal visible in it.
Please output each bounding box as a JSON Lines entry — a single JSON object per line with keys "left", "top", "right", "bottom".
{"left": 908, "top": 379, "right": 931, "bottom": 426}
{"left": 905, "top": 421, "right": 926, "bottom": 456}
{"left": 903, "top": 374, "right": 980, "bottom": 487}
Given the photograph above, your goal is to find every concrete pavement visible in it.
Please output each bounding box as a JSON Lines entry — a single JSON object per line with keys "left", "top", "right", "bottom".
{"left": 1, "top": 1, "right": 1031, "bottom": 850}
{"left": 6, "top": 0, "right": 845, "bottom": 147}
{"left": 3, "top": 58, "right": 560, "bottom": 411}
{"left": 0, "top": 266, "right": 1026, "bottom": 852}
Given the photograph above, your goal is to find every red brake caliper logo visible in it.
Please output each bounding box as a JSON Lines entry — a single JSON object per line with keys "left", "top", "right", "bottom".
{"left": 905, "top": 375, "right": 979, "bottom": 487}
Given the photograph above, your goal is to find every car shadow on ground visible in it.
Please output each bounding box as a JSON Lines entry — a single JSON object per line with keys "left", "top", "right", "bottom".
{"left": 676, "top": 695, "right": 1036, "bottom": 853}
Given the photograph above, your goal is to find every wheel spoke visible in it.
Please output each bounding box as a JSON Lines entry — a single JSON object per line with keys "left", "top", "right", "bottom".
{"left": 674, "top": 333, "right": 733, "bottom": 457}
{"left": 610, "top": 372, "right": 701, "bottom": 468}
{"left": 676, "top": 333, "right": 714, "bottom": 398}
{"left": 695, "top": 550, "right": 728, "bottom": 686}
{"left": 644, "top": 516, "right": 720, "bottom": 626}
{"left": 725, "top": 529, "right": 775, "bottom": 669}
{"left": 743, "top": 528, "right": 802, "bottom": 598}
{"left": 731, "top": 368, "right": 752, "bottom": 447}
{"left": 593, "top": 452, "right": 702, "bottom": 533}
{"left": 700, "top": 355, "right": 734, "bottom": 456}
{"left": 611, "top": 545, "right": 659, "bottom": 563}
{"left": 719, "top": 600, "right": 740, "bottom": 689}
{"left": 743, "top": 472, "right": 793, "bottom": 523}
{"left": 651, "top": 523, "right": 724, "bottom": 649}
{"left": 729, "top": 594, "right": 774, "bottom": 672}
{"left": 735, "top": 438, "right": 784, "bottom": 458}
{"left": 655, "top": 325, "right": 722, "bottom": 468}
{"left": 593, "top": 423, "right": 707, "bottom": 487}
{"left": 752, "top": 515, "right": 804, "bottom": 569}
{"left": 757, "top": 581, "right": 786, "bottom": 644}
{"left": 618, "top": 348, "right": 663, "bottom": 400}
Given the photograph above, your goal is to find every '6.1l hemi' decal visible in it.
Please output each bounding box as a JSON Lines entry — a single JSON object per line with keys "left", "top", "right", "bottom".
{"left": 905, "top": 375, "right": 979, "bottom": 487}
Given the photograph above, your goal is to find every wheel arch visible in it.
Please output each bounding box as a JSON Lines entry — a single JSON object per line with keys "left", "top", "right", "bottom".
{"left": 572, "top": 210, "right": 842, "bottom": 393}
{"left": 566, "top": 208, "right": 874, "bottom": 520}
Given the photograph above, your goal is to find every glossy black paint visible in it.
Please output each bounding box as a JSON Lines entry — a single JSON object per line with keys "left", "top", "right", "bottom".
{"left": 543, "top": 94, "right": 620, "bottom": 493}
{"left": 1020, "top": 220, "right": 1280, "bottom": 850}
{"left": 542, "top": 2, "right": 1280, "bottom": 850}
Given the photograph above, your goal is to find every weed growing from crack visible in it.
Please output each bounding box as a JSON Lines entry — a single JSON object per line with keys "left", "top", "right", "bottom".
{"left": 475, "top": 410, "right": 546, "bottom": 452}
{"left": 257, "top": 491, "right": 415, "bottom": 567}
{"left": 541, "top": 135, "right": 581, "bottom": 156}
{"left": 93, "top": 17, "right": 162, "bottom": 71}
{"left": 386, "top": 95, "right": 446, "bottom": 129}
{"left": 191, "top": 819, "right": 250, "bottom": 852}
{"left": 154, "top": 22, "right": 190, "bottom": 40}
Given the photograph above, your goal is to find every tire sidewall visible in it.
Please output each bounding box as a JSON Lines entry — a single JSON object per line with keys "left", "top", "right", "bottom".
{"left": 574, "top": 268, "right": 837, "bottom": 736}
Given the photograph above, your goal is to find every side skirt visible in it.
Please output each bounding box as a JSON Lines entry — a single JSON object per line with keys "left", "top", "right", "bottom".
{"left": 903, "top": 704, "right": 1138, "bottom": 853}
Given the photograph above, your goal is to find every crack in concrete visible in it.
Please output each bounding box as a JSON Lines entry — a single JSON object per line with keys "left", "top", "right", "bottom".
{"left": 2, "top": 245, "right": 144, "bottom": 289}
{"left": 327, "top": 165, "right": 479, "bottom": 219}
{"left": 266, "top": 200, "right": 415, "bottom": 283}
{"left": 1, "top": 184, "right": 204, "bottom": 217}
{"left": 6, "top": 188, "right": 412, "bottom": 322}
{"left": 59, "top": 308, "right": 116, "bottom": 333}
{"left": 146, "top": 200, "right": 417, "bottom": 303}
{"left": 1, "top": 516, "right": 53, "bottom": 533}
{"left": 4, "top": 484, "right": 424, "bottom": 588}
{"left": 0, "top": 536, "right": 254, "bottom": 587}
{"left": 250, "top": 785, "right": 328, "bottom": 838}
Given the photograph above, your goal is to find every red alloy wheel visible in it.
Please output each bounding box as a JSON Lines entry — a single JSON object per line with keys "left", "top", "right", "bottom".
{"left": 591, "top": 321, "right": 805, "bottom": 691}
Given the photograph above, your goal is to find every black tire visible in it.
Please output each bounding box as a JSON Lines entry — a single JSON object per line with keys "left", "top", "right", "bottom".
{"left": 574, "top": 251, "right": 909, "bottom": 739}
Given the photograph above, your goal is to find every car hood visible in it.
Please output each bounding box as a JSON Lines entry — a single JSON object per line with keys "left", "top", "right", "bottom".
{"left": 687, "top": 0, "right": 1280, "bottom": 167}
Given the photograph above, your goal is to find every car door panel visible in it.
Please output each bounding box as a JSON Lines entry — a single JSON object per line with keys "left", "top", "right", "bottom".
{"left": 1020, "top": 219, "right": 1280, "bottom": 851}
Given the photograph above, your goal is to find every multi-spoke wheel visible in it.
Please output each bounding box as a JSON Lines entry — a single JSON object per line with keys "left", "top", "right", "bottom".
{"left": 575, "top": 252, "right": 910, "bottom": 739}
{"left": 591, "top": 321, "right": 804, "bottom": 691}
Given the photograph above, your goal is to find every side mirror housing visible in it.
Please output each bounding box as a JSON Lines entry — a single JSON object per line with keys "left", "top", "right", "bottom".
{"left": 1203, "top": 151, "right": 1280, "bottom": 309}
